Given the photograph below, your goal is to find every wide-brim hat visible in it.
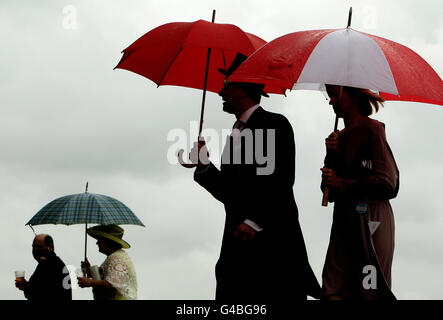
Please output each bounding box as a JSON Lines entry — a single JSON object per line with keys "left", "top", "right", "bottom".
{"left": 87, "top": 224, "right": 130, "bottom": 249}
{"left": 218, "top": 52, "right": 269, "bottom": 98}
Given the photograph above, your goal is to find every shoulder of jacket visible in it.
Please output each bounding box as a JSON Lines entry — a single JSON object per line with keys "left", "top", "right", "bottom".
{"left": 253, "top": 108, "right": 290, "bottom": 126}
{"left": 366, "top": 118, "right": 386, "bottom": 134}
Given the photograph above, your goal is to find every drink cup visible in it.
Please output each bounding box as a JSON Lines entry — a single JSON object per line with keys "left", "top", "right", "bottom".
{"left": 90, "top": 265, "right": 101, "bottom": 280}
{"left": 76, "top": 267, "right": 84, "bottom": 278}
{"left": 15, "top": 270, "right": 25, "bottom": 285}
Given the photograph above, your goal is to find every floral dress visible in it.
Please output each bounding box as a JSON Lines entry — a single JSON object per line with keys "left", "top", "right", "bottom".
{"left": 93, "top": 249, "right": 138, "bottom": 300}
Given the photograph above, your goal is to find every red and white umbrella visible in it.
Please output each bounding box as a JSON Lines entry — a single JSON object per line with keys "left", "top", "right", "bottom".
{"left": 229, "top": 27, "right": 443, "bottom": 106}
{"left": 229, "top": 10, "right": 443, "bottom": 213}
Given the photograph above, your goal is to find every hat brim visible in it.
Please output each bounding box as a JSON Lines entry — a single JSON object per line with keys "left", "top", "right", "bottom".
{"left": 231, "top": 81, "right": 270, "bottom": 98}
{"left": 87, "top": 229, "right": 131, "bottom": 249}
{"left": 219, "top": 77, "right": 269, "bottom": 98}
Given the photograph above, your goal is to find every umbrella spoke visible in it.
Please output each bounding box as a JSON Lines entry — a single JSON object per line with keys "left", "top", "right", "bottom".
{"left": 157, "top": 45, "right": 184, "bottom": 87}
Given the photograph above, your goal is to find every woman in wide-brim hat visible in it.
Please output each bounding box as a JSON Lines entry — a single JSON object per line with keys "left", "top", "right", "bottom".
{"left": 77, "top": 224, "right": 138, "bottom": 300}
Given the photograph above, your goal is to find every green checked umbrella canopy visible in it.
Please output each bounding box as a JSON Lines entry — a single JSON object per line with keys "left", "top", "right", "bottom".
{"left": 26, "top": 190, "right": 144, "bottom": 260}
{"left": 26, "top": 192, "right": 145, "bottom": 227}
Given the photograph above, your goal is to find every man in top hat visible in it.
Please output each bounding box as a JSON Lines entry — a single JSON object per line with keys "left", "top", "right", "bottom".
{"left": 77, "top": 225, "right": 138, "bottom": 300}
{"left": 191, "top": 53, "right": 320, "bottom": 301}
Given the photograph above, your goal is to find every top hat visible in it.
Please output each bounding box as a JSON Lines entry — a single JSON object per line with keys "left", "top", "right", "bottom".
{"left": 218, "top": 53, "right": 269, "bottom": 98}
{"left": 87, "top": 224, "right": 130, "bottom": 249}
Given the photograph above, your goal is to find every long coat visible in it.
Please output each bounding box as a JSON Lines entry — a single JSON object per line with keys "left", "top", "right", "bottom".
{"left": 194, "top": 107, "right": 320, "bottom": 301}
{"left": 322, "top": 118, "right": 399, "bottom": 300}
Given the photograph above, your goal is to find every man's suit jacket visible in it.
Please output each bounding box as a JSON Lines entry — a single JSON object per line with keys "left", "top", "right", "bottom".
{"left": 194, "top": 107, "right": 320, "bottom": 300}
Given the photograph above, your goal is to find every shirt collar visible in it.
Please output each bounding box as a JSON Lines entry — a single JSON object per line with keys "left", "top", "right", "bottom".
{"left": 238, "top": 104, "right": 260, "bottom": 124}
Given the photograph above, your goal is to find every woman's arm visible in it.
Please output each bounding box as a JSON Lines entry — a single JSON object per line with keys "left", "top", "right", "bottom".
{"left": 77, "top": 277, "right": 115, "bottom": 290}
{"left": 323, "top": 123, "right": 399, "bottom": 201}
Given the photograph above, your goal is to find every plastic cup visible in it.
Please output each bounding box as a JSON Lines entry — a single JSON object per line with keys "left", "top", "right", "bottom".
{"left": 76, "top": 267, "right": 84, "bottom": 278}
{"left": 15, "top": 270, "right": 25, "bottom": 285}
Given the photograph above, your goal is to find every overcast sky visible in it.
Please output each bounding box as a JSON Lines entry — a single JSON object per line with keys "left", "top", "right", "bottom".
{"left": 1, "top": 0, "right": 442, "bottom": 300}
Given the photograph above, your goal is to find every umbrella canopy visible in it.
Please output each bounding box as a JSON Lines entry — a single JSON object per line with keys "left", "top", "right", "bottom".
{"left": 115, "top": 12, "right": 286, "bottom": 168}
{"left": 26, "top": 188, "right": 144, "bottom": 260}
{"left": 229, "top": 28, "right": 443, "bottom": 106}
{"left": 114, "top": 18, "right": 282, "bottom": 95}
{"left": 26, "top": 192, "right": 144, "bottom": 227}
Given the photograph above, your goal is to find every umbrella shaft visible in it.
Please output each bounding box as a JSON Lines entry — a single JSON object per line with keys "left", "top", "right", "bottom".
{"left": 198, "top": 10, "right": 216, "bottom": 138}
{"left": 334, "top": 115, "right": 339, "bottom": 132}
{"left": 84, "top": 223, "right": 87, "bottom": 260}
{"left": 198, "top": 47, "right": 212, "bottom": 138}
{"left": 322, "top": 115, "right": 339, "bottom": 206}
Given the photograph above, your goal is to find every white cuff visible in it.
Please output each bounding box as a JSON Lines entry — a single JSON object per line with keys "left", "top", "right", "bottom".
{"left": 244, "top": 219, "right": 263, "bottom": 232}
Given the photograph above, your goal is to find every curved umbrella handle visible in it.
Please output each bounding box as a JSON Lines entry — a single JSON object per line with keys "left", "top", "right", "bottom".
{"left": 177, "top": 149, "right": 197, "bottom": 168}
{"left": 321, "top": 188, "right": 330, "bottom": 206}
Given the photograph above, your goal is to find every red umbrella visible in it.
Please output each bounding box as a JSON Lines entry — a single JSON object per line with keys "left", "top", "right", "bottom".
{"left": 229, "top": 21, "right": 443, "bottom": 106}
{"left": 229, "top": 8, "right": 443, "bottom": 205}
{"left": 115, "top": 11, "right": 284, "bottom": 167}
{"left": 227, "top": 9, "right": 442, "bottom": 300}
{"left": 115, "top": 18, "right": 271, "bottom": 94}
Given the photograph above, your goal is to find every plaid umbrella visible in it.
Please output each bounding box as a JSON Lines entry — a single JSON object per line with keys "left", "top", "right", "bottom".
{"left": 26, "top": 184, "right": 145, "bottom": 259}
{"left": 26, "top": 193, "right": 144, "bottom": 226}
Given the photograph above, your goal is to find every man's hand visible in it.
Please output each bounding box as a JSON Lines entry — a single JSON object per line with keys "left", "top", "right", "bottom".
{"left": 190, "top": 138, "right": 210, "bottom": 167}
{"left": 15, "top": 279, "right": 28, "bottom": 291}
{"left": 233, "top": 223, "right": 257, "bottom": 241}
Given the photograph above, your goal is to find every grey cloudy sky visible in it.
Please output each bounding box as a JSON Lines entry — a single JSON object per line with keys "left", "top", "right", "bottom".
{"left": 1, "top": 0, "right": 442, "bottom": 300}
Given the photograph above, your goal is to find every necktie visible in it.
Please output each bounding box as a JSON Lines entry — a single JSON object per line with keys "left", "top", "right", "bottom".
{"left": 231, "top": 120, "right": 245, "bottom": 140}
{"left": 222, "top": 120, "right": 245, "bottom": 165}
{"left": 233, "top": 119, "right": 245, "bottom": 130}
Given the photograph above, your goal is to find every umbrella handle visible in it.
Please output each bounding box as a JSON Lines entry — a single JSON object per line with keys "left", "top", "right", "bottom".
{"left": 177, "top": 149, "right": 197, "bottom": 168}
{"left": 321, "top": 188, "right": 330, "bottom": 206}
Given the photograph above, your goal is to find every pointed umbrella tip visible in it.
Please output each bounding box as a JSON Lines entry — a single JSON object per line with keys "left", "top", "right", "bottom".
{"left": 347, "top": 7, "right": 353, "bottom": 28}
{"left": 211, "top": 9, "right": 216, "bottom": 23}
{"left": 85, "top": 182, "right": 89, "bottom": 193}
